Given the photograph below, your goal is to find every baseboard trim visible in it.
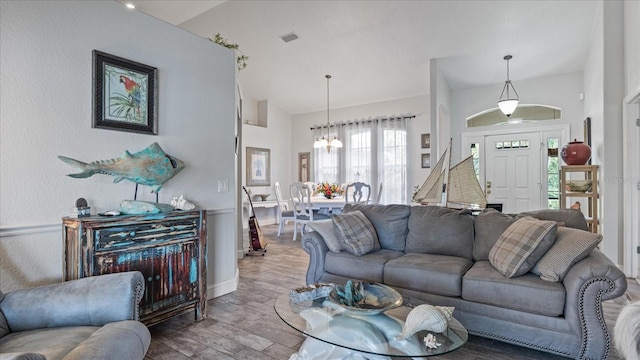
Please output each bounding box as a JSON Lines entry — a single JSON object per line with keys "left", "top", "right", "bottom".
{"left": 207, "top": 267, "right": 239, "bottom": 298}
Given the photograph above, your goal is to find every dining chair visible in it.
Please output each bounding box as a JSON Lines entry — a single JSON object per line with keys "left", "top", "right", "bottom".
{"left": 274, "top": 181, "right": 295, "bottom": 236}
{"left": 289, "top": 182, "right": 330, "bottom": 241}
{"left": 345, "top": 182, "right": 372, "bottom": 205}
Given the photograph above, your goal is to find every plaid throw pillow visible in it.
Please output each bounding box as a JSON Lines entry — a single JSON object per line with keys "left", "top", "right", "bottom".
{"left": 489, "top": 216, "right": 558, "bottom": 278}
{"left": 332, "top": 211, "right": 379, "bottom": 256}
{"left": 531, "top": 226, "right": 602, "bottom": 282}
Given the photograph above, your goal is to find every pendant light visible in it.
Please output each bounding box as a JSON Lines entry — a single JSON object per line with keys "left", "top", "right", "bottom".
{"left": 498, "top": 55, "right": 519, "bottom": 117}
{"left": 313, "top": 75, "right": 342, "bottom": 152}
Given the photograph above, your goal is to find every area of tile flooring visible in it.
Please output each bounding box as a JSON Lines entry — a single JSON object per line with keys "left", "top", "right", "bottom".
{"left": 145, "top": 223, "right": 639, "bottom": 359}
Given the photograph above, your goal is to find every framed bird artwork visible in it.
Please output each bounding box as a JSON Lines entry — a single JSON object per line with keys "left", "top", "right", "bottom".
{"left": 92, "top": 50, "right": 158, "bottom": 135}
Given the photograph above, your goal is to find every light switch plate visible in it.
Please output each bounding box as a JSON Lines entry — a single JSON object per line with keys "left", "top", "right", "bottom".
{"left": 217, "top": 180, "right": 229, "bottom": 192}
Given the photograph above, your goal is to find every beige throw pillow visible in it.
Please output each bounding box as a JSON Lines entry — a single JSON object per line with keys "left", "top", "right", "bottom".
{"left": 332, "top": 211, "right": 379, "bottom": 256}
{"left": 531, "top": 226, "right": 602, "bottom": 282}
{"left": 489, "top": 216, "right": 558, "bottom": 278}
{"left": 307, "top": 220, "right": 342, "bottom": 253}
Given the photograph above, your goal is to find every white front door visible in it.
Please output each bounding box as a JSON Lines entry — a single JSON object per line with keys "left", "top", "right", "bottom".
{"left": 484, "top": 132, "right": 542, "bottom": 213}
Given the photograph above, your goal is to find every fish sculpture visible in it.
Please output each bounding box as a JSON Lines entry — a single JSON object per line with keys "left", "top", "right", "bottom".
{"left": 58, "top": 142, "right": 185, "bottom": 193}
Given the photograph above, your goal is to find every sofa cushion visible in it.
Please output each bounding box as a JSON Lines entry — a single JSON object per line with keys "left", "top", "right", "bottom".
{"left": 0, "top": 326, "right": 98, "bottom": 359}
{"left": 531, "top": 226, "right": 602, "bottom": 282}
{"left": 384, "top": 253, "right": 473, "bottom": 297}
{"left": 489, "top": 216, "right": 557, "bottom": 278}
{"left": 307, "top": 220, "right": 342, "bottom": 253}
{"left": 519, "top": 209, "right": 588, "bottom": 231}
{"left": 405, "top": 206, "right": 475, "bottom": 260}
{"left": 473, "top": 208, "right": 517, "bottom": 261}
{"left": 343, "top": 204, "right": 410, "bottom": 251}
{"left": 333, "top": 211, "right": 380, "bottom": 255}
{"left": 462, "top": 261, "right": 566, "bottom": 316}
{"left": 325, "top": 249, "right": 404, "bottom": 283}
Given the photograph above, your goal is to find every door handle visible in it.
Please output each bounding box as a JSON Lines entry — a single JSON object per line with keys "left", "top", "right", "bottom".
{"left": 486, "top": 181, "right": 492, "bottom": 189}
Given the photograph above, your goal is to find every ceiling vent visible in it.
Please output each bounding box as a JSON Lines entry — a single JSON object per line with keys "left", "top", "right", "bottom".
{"left": 280, "top": 32, "right": 298, "bottom": 43}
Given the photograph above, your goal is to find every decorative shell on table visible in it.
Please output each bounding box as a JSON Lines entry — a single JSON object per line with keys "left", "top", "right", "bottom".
{"left": 395, "top": 305, "right": 454, "bottom": 340}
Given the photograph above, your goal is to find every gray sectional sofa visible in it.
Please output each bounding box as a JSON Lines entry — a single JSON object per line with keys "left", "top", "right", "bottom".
{"left": 302, "top": 204, "right": 627, "bottom": 359}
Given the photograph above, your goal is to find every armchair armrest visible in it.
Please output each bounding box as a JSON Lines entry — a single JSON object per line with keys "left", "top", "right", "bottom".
{"left": 0, "top": 271, "right": 144, "bottom": 332}
{"left": 301, "top": 231, "right": 330, "bottom": 285}
{"left": 562, "top": 249, "right": 627, "bottom": 359}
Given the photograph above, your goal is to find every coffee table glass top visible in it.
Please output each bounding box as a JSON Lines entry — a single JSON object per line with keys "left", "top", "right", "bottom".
{"left": 274, "top": 292, "right": 468, "bottom": 358}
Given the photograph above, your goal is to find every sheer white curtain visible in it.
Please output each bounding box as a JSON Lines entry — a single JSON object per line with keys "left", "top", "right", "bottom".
{"left": 313, "top": 116, "right": 409, "bottom": 204}
{"left": 378, "top": 117, "right": 407, "bottom": 204}
{"left": 313, "top": 126, "right": 340, "bottom": 184}
{"left": 344, "top": 121, "right": 374, "bottom": 185}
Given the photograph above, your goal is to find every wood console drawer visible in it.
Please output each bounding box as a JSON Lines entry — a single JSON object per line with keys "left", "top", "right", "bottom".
{"left": 63, "top": 210, "right": 207, "bottom": 326}
{"left": 94, "top": 217, "right": 199, "bottom": 251}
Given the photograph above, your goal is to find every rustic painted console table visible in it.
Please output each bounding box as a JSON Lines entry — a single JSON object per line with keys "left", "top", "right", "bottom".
{"left": 62, "top": 209, "right": 207, "bottom": 326}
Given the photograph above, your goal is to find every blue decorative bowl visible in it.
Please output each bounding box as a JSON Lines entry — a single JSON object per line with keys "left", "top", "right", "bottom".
{"left": 328, "top": 282, "right": 403, "bottom": 315}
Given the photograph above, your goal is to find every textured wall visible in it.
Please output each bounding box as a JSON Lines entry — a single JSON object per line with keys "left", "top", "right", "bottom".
{"left": 0, "top": 1, "right": 237, "bottom": 293}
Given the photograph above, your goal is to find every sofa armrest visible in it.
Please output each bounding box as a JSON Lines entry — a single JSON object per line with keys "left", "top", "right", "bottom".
{"left": 301, "top": 231, "right": 330, "bottom": 285}
{"left": 62, "top": 320, "right": 150, "bottom": 360}
{"left": 562, "top": 249, "right": 627, "bottom": 359}
{"left": 0, "top": 271, "right": 145, "bottom": 332}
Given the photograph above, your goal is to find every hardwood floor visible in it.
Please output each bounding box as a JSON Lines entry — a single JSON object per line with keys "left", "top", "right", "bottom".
{"left": 145, "top": 223, "right": 639, "bottom": 359}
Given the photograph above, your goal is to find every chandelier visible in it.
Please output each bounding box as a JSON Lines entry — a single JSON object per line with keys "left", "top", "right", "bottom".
{"left": 497, "top": 55, "right": 519, "bottom": 117}
{"left": 313, "top": 74, "right": 343, "bottom": 152}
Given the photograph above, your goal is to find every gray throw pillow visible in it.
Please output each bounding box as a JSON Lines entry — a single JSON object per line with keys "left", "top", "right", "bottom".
{"left": 531, "top": 226, "right": 602, "bottom": 282}
{"left": 489, "top": 216, "right": 558, "bottom": 278}
{"left": 307, "top": 220, "right": 342, "bottom": 253}
{"left": 332, "top": 211, "right": 379, "bottom": 256}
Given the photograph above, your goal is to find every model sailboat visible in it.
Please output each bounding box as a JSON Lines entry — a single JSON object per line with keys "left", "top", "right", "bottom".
{"left": 413, "top": 141, "right": 488, "bottom": 209}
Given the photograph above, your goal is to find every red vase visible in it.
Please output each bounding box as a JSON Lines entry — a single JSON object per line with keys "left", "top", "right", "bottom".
{"left": 560, "top": 139, "right": 591, "bottom": 165}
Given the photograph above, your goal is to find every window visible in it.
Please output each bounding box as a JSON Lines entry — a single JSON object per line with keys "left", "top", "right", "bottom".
{"left": 547, "top": 137, "right": 560, "bottom": 209}
{"left": 313, "top": 117, "right": 408, "bottom": 204}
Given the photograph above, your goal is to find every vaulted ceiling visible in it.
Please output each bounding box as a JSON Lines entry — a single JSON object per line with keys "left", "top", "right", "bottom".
{"left": 118, "top": 0, "right": 600, "bottom": 115}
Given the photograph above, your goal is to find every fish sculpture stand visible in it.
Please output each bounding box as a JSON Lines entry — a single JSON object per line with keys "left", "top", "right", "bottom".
{"left": 58, "top": 142, "right": 185, "bottom": 201}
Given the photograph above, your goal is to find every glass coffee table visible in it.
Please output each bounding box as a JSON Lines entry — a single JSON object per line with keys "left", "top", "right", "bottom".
{"left": 274, "top": 292, "right": 468, "bottom": 359}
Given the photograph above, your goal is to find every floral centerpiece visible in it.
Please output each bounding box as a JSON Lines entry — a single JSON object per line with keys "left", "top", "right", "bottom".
{"left": 316, "top": 182, "right": 344, "bottom": 199}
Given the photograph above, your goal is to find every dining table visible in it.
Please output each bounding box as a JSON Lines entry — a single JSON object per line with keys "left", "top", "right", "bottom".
{"left": 310, "top": 195, "right": 347, "bottom": 214}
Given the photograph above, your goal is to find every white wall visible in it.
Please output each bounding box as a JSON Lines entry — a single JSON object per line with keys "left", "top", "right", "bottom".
{"left": 238, "top": 99, "right": 292, "bottom": 255}
{"left": 583, "top": 0, "right": 626, "bottom": 265}
{"left": 625, "top": 0, "right": 640, "bottom": 95}
{"left": 291, "top": 95, "right": 430, "bottom": 202}
{"left": 450, "top": 72, "right": 585, "bottom": 163}
{"left": 0, "top": 1, "right": 238, "bottom": 296}
{"left": 430, "top": 59, "right": 452, "bottom": 159}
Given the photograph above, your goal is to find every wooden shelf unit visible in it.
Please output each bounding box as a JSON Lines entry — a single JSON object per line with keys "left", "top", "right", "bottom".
{"left": 63, "top": 209, "right": 207, "bottom": 326}
{"left": 560, "top": 165, "right": 599, "bottom": 233}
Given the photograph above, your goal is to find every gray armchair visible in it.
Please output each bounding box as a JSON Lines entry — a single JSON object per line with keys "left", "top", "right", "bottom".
{"left": 0, "top": 271, "right": 150, "bottom": 360}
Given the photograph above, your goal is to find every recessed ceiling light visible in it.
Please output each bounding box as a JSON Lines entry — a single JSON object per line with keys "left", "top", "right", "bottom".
{"left": 280, "top": 32, "right": 298, "bottom": 43}
{"left": 125, "top": 3, "right": 136, "bottom": 9}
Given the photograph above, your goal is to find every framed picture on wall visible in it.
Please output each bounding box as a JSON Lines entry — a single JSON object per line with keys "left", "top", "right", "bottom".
{"left": 298, "top": 152, "right": 310, "bottom": 182}
{"left": 92, "top": 50, "right": 158, "bottom": 135}
{"left": 421, "top": 133, "right": 431, "bottom": 149}
{"left": 246, "top": 147, "right": 271, "bottom": 186}
{"left": 421, "top": 153, "right": 431, "bottom": 168}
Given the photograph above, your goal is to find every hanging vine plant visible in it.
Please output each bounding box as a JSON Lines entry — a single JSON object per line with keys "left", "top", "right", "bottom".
{"left": 211, "top": 33, "right": 249, "bottom": 71}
